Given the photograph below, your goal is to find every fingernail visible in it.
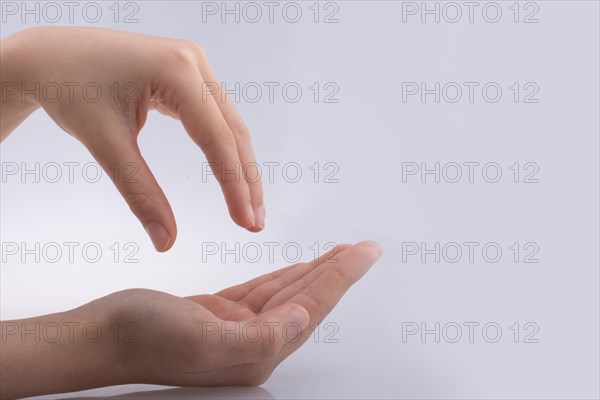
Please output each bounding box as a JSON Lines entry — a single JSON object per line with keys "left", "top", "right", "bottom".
{"left": 288, "top": 307, "right": 310, "bottom": 331}
{"left": 247, "top": 202, "right": 256, "bottom": 225}
{"left": 254, "top": 204, "right": 265, "bottom": 230}
{"left": 145, "top": 222, "right": 170, "bottom": 252}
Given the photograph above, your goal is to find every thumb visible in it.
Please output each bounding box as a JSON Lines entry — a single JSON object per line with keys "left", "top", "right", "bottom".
{"left": 87, "top": 134, "right": 177, "bottom": 252}
{"left": 254, "top": 303, "right": 311, "bottom": 356}
{"left": 214, "top": 304, "right": 310, "bottom": 369}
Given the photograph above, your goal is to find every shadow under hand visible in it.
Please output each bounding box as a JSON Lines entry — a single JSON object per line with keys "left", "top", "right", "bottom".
{"left": 64, "top": 386, "right": 274, "bottom": 400}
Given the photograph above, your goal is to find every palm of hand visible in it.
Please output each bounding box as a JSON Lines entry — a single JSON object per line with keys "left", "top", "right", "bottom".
{"left": 111, "top": 242, "right": 381, "bottom": 387}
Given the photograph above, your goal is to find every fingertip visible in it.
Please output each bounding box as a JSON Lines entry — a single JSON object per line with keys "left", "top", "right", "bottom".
{"left": 228, "top": 202, "right": 256, "bottom": 230}
{"left": 356, "top": 240, "right": 383, "bottom": 258}
{"left": 246, "top": 204, "right": 265, "bottom": 232}
{"left": 145, "top": 222, "right": 175, "bottom": 252}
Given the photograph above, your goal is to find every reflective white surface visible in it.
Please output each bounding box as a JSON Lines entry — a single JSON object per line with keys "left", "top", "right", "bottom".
{"left": 2, "top": 1, "right": 599, "bottom": 399}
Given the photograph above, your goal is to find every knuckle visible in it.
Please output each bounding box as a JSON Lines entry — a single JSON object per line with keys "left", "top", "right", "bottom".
{"left": 123, "top": 191, "right": 153, "bottom": 215}
{"left": 201, "top": 124, "right": 237, "bottom": 154}
{"left": 189, "top": 42, "right": 208, "bottom": 60}
{"left": 171, "top": 39, "right": 207, "bottom": 63}
{"left": 232, "top": 122, "right": 251, "bottom": 142}
{"left": 327, "top": 265, "right": 348, "bottom": 284}
{"left": 219, "top": 125, "right": 237, "bottom": 146}
{"left": 168, "top": 41, "right": 199, "bottom": 67}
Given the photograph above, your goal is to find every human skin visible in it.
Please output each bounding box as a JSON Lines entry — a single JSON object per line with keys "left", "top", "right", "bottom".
{"left": 0, "top": 242, "right": 382, "bottom": 399}
{"left": 0, "top": 26, "right": 265, "bottom": 251}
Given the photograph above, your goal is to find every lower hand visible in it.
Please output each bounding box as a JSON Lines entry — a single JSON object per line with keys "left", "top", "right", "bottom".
{"left": 0, "top": 241, "right": 382, "bottom": 398}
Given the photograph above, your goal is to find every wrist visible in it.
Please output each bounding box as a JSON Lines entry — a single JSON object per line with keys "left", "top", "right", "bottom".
{"left": 0, "top": 28, "right": 43, "bottom": 139}
{"left": 78, "top": 293, "right": 139, "bottom": 387}
{"left": 0, "top": 297, "right": 127, "bottom": 398}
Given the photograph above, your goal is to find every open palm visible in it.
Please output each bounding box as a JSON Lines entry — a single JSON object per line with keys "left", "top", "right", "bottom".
{"left": 107, "top": 241, "right": 381, "bottom": 387}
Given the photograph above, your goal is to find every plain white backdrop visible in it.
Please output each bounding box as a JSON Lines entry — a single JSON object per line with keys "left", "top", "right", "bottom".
{"left": 1, "top": 1, "right": 599, "bottom": 398}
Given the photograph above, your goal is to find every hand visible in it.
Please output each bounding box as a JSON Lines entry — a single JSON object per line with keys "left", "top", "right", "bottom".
{"left": 109, "top": 241, "right": 382, "bottom": 386}
{"left": 0, "top": 27, "right": 265, "bottom": 251}
{"left": 0, "top": 242, "right": 382, "bottom": 398}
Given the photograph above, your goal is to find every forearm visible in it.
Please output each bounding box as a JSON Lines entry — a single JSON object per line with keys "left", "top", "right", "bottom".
{"left": 0, "top": 28, "right": 42, "bottom": 141}
{"left": 0, "top": 300, "right": 122, "bottom": 399}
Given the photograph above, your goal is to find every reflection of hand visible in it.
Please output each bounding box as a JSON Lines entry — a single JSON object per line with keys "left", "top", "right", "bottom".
{"left": 1, "top": 27, "right": 265, "bottom": 251}
{"left": 0, "top": 242, "right": 382, "bottom": 398}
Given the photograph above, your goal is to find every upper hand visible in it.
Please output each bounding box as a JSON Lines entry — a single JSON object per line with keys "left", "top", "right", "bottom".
{"left": 2, "top": 26, "right": 264, "bottom": 251}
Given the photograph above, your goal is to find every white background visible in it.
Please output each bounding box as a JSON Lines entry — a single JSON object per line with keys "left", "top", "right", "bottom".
{"left": 1, "top": 1, "right": 599, "bottom": 399}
